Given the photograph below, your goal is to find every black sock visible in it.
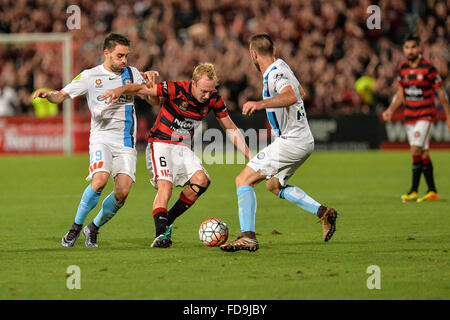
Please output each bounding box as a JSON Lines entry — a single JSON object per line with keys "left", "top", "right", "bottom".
{"left": 411, "top": 157, "right": 423, "bottom": 193}
{"left": 89, "top": 222, "right": 99, "bottom": 231}
{"left": 422, "top": 159, "right": 437, "bottom": 192}
{"left": 167, "top": 193, "right": 194, "bottom": 226}
{"left": 153, "top": 208, "right": 168, "bottom": 236}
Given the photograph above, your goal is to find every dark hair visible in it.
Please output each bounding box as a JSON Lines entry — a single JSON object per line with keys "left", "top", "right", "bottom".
{"left": 249, "top": 33, "right": 274, "bottom": 56}
{"left": 103, "top": 33, "right": 130, "bottom": 51}
{"left": 403, "top": 33, "right": 420, "bottom": 45}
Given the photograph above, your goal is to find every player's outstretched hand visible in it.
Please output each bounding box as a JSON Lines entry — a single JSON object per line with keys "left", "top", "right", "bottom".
{"left": 102, "top": 88, "right": 123, "bottom": 105}
{"left": 141, "top": 70, "right": 159, "bottom": 88}
{"left": 33, "top": 91, "right": 53, "bottom": 99}
{"left": 242, "top": 101, "right": 260, "bottom": 116}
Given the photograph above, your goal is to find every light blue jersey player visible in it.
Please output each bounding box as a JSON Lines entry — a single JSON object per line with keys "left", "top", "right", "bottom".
{"left": 220, "top": 33, "right": 338, "bottom": 252}
{"left": 34, "top": 33, "right": 158, "bottom": 247}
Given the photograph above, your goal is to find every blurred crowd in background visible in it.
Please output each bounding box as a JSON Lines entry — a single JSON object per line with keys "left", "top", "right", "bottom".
{"left": 0, "top": 0, "right": 448, "bottom": 118}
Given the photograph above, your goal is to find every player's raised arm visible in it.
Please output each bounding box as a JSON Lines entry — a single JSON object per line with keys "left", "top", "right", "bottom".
{"left": 102, "top": 70, "right": 160, "bottom": 105}
{"left": 33, "top": 90, "right": 70, "bottom": 104}
{"left": 216, "top": 115, "right": 252, "bottom": 161}
{"left": 242, "top": 85, "right": 298, "bottom": 116}
{"left": 102, "top": 83, "right": 157, "bottom": 104}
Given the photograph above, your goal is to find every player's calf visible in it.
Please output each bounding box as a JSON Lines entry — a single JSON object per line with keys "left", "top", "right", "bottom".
{"left": 166, "top": 174, "right": 210, "bottom": 227}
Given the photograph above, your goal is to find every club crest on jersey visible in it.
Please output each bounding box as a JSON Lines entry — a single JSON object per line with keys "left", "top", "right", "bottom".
{"left": 181, "top": 101, "right": 189, "bottom": 109}
{"left": 95, "top": 78, "right": 103, "bottom": 88}
{"left": 417, "top": 73, "right": 424, "bottom": 81}
{"left": 257, "top": 152, "right": 265, "bottom": 160}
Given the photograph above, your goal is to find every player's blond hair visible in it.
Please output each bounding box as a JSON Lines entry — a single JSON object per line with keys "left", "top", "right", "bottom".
{"left": 192, "top": 63, "right": 219, "bottom": 85}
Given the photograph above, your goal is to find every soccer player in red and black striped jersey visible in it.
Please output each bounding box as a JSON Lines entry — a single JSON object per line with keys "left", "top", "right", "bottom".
{"left": 382, "top": 34, "right": 450, "bottom": 203}
{"left": 103, "top": 63, "right": 251, "bottom": 247}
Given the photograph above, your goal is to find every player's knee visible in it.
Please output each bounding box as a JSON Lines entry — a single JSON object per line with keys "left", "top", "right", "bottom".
{"left": 91, "top": 173, "right": 109, "bottom": 192}
{"left": 266, "top": 180, "right": 281, "bottom": 195}
{"left": 197, "top": 175, "right": 210, "bottom": 189}
{"left": 235, "top": 173, "right": 248, "bottom": 188}
{"left": 191, "top": 171, "right": 210, "bottom": 187}
{"left": 189, "top": 176, "right": 210, "bottom": 198}
{"left": 114, "top": 188, "right": 130, "bottom": 205}
{"left": 411, "top": 146, "right": 423, "bottom": 156}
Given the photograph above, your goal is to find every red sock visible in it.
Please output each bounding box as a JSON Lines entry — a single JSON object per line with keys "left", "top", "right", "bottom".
{"left": 179, "top": 192, "right": 195, "bottom": 206}
{"left": 412, "top": 155, "right": 422, "bottom": 163}
{"left": 153, "top": 207, "right": 168, "bottom": 216}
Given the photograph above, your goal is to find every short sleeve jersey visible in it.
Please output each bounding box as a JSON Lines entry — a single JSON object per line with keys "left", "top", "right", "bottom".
{"left": 148, "top": 80, "right": 228, "bottom": 147}
{"left": 62, "top": 64, "right": 145, "bottom": 148}
{"left": 263, "top": 59, "right": 314, "bottom": 143}
{"left": 397, "top": 58, "right": 443, "bottom": 124}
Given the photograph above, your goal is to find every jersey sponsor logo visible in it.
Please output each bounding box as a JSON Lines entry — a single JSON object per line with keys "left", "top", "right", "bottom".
{"left": 405, "top": 87, "right": 423, "bottom": 96}
{"left": 96, "top": 94, "right": 132, "bottom": 103}
{"left": 118, "top": 95, "right": 133, "bottom": 104}
{"left": 173, "top": 118, "right": 200, "bottom": 132}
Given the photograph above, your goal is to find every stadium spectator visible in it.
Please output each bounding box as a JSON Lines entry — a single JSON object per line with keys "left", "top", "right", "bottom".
{"left": 0, "top": 0, "right": 448, "bottom": 117}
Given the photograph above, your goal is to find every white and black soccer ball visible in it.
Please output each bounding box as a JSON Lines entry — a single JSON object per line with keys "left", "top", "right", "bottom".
{"left": 198, "top": 218, "right": 229, "bottom": 247}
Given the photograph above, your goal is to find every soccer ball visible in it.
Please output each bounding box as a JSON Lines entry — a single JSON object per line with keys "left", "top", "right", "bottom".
{"left": 199, "top": 218, "right": 229, "bottom": 247}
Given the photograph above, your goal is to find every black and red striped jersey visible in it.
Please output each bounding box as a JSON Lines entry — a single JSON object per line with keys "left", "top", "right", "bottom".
{"left": 148, "top": 80, "right": 228, "bottom": 147}
{"left": 397, "top": 58, "right": 443, "bottom": 124}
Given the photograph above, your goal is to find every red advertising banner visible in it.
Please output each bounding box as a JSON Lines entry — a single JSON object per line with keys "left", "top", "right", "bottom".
{"left": 0, "top": 116, "right": 90, "bottom": 154}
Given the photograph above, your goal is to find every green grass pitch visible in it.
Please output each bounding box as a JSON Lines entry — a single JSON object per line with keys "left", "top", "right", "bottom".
{"left": 0, "top": 150, "right": 449, "bottom": 300}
